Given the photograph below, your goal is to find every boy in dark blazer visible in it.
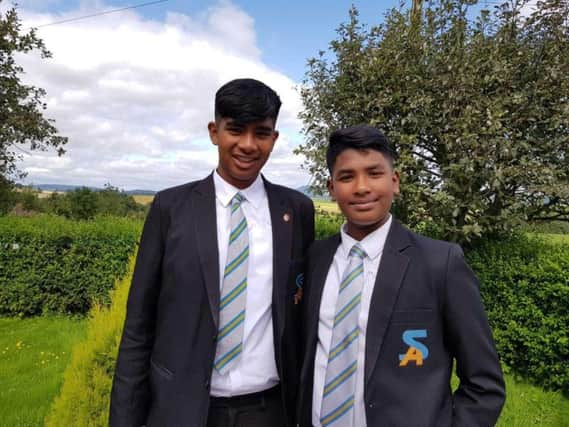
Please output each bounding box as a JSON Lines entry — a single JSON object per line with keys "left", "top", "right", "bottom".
{"left": 110, "top": 78, "right": 314, "bottom": 427}
{"left": 298, "top": 125, "right": 505, "bottom": 426}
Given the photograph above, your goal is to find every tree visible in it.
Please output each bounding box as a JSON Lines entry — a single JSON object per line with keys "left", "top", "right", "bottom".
{"left": 296, "top": 0, "right": 569, "bottom": 244}
{"left": 0, "top": 1, "right": 67, "bottom": 206}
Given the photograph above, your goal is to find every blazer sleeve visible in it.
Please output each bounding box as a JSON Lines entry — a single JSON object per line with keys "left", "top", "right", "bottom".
{"left": 109, "top": 194, "right": 165, "bottom": 427}
{"left": 443, "top": 244, "right": 506, "bottom": 426}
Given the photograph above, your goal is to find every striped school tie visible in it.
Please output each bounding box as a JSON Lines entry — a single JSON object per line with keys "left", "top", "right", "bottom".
{"left": 214, "top": 192, "right": 248, "bottom": 374}
{"left": 320, "top": 243, "right": 367, "bottom": 427}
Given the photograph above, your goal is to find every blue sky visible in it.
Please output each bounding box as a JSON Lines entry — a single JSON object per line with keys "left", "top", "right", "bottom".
{"left": 8, "top": 0, "right": 411, "bottom": 190}
{"left": 24, "top": 0, "right": 404, "bottom": 80}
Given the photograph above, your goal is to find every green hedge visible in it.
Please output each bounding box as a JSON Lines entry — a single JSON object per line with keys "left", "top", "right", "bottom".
{"left": 315, "top": 208, "right": 344, "bottom": 239}
{"left": 0, "top": 215, "right": 142, "bottom": 316}
{"left": 467, "top": 234, "right": 569, "bottom": 392}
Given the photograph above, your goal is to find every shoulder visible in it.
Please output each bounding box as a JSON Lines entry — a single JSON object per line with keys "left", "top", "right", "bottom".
{"left": 153, "top": 178, "right": 209, "bottom": 208}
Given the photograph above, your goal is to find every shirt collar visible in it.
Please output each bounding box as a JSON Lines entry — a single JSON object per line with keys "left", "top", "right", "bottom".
{"left": 213, "top": 170, "right": 266, "bottom": 209}
{"left": 339, "top": 214, "right": 392, "bottom": 261}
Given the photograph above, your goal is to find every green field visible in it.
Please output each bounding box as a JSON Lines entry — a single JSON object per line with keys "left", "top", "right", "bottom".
{"left": 0, "top": 316, "right": 87, "bottom": 426}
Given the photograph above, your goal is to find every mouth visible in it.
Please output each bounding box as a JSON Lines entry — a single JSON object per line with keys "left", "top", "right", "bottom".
{"left": 349, "top": 198, "right": 379, "bottom": 210}
{"left": 233, "top": 155, "right": 258, "bottom": 169}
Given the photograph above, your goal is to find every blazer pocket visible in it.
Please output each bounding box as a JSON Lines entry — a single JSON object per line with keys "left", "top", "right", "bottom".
{"left": 150, "top": 358, "right": 173, "bottom": 380}
{"left": 390, "top": 309, "right": 434, "bottom": 324}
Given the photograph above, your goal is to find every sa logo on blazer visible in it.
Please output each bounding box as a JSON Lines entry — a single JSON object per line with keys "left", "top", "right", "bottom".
{"left": 399, "top": 329, "right": 429, "bottom": 367}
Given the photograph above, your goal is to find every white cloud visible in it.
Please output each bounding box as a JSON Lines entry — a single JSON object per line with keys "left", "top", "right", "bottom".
{"left": 13, "top": 1, "right": 310, "bottom": 191}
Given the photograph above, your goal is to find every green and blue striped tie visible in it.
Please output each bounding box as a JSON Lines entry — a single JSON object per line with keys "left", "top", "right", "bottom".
{"left": 320, "top": 243, "right": 366, "bottom": 427}
{"left": 214, "top": 192, "right": 248, "bottom": 374}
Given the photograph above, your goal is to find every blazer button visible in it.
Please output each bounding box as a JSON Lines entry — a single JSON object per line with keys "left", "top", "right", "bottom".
{"left": 369, "top": 403, "right": 374, "bottom": 408}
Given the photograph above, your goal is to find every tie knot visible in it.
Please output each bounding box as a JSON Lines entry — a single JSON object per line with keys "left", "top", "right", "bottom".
{"left": 349, "top": 243, "right": 366, "bottom": 260}
{"left": 231, "top": 192, "right": 246, "bottom": 208}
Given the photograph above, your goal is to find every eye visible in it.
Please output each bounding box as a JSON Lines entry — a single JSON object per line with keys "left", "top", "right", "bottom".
{"left": 226, "top": 127, "right": 242, "bottom": 136}
{"left": 337, "top": 174, "right": 353, "bottom": 182}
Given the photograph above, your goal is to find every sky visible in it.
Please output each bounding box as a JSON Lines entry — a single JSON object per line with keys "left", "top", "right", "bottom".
{"left": 5, "top": 0, "right": 528, "bottom": 192}
{"left": 3, "top": 0, "right": 412, "bottom": 191}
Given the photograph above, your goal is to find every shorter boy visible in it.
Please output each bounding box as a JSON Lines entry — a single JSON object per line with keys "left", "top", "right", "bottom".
{"left": 298, "top": 125, "right": 505, "bottom": 426}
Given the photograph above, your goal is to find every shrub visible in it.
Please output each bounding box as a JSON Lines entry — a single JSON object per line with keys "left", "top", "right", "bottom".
{"left": 0, "top": 215, "right": 141, "bottom": 316}
{"left": 315, "top": 208, "right": 343, "bottom": 239}
{"left": 45, "top": 255, "right": 134, "bottom": 427}
{"left": 467, "top": 234, "right": 569, "bottom": 392}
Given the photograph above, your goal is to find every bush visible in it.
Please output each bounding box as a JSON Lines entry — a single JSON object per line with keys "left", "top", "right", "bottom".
{"left": 45, "top": 255, "right": 134, "bottom": 427}
{"left": 315, "top": 208, "right": 343, "bottom": 239}
{"left": 0, "top": 215, "right": 141, "bottom": 316}
{"left": 467, "top": 234, "right": 569, "bottom": 392}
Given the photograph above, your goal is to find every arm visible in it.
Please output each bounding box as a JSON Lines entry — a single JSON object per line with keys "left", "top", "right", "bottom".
{"left": 109, "top": 194, "right": 165, "bottom": 427}
{"left": 444, "top": 244, "right": 506, "bottom": 426}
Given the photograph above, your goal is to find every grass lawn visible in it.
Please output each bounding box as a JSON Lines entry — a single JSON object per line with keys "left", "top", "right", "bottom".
{"left": 0, "top": 316, "right": 87, "bottom": 427}
{"left": 498, "top": 374, "right": 569, "bottom": 426}
{"left": 132, "top": 194, "right": 154, "bottom": 205}
{"left": 451, "top": 369, "right": 569, "bottom": 426}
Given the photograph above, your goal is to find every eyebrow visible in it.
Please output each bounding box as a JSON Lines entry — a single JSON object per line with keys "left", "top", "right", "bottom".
{"left": 254, "top": 125, "right": 274, "bottom": 132}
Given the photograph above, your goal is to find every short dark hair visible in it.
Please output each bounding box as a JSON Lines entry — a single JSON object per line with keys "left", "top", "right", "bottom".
{"left": 214, "top": 78, "right": 282, "bottom": 125}
{"left": 326, "top": 125, "right": 397, "bottom": 173}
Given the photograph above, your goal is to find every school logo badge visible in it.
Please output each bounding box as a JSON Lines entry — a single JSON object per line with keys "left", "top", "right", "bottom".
{"left": 399, "top": 329, "right": 429, "bottom": 367}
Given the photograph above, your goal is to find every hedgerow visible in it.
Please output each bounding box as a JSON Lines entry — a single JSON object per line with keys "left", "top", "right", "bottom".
{"left": 467, "top": 234, "right": 569, "bottom": 392}
{"left": 0, "top": 215, "right": 141, "bottom": 316}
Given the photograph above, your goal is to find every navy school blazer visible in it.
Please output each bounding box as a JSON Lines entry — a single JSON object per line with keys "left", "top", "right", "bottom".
{"left": 298, "top": 220, "right": 505, "bottom": 427}
{"left": 110, "top": 173, "right": 315, "bottom": 427}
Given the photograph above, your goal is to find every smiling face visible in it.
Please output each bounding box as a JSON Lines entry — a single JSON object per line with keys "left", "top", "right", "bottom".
{"left": 208, "top": 117, "right": 278, "bottom": 189}
{"left": 328, "top": 148, "right": 400, "bottom": 241}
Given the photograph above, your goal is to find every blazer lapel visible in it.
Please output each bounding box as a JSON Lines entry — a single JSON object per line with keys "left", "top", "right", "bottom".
{"left": 193, "top": 174, "right": 221, "bottom": 328}
{"left": 265, "top": 179, "right": 293, "bottom": 345}
{"left": 364, "top": 220, "right": 411, "bottom": 387}
{"left": 306, "top": 235, "right": 340, "bottom": 357}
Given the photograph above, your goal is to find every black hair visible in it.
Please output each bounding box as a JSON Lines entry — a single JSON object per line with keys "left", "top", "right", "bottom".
{"left": 326, "top": 125, "right": 397, "bottom": 174}
{"left": 214, "top": 78, "right": 282, "bottom": 125}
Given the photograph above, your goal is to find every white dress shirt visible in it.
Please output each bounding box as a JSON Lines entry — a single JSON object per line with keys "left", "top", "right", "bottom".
{"left": 313, "top": 215, "right": 393, "bottom": 426}
{"left": 211, "top": 171, "right": 279, "bottom": 396}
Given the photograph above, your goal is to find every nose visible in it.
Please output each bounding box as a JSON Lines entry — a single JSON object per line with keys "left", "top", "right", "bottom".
{"left": 238, "top": 130, "right": 256, "bottom": 153}
{"left": 354, "top": 175, "right": 370, "bottom": 194}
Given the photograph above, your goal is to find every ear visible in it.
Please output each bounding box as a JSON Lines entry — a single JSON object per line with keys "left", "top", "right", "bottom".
{"left": 208, "top": 121, "right": 218, "bottom": 146}
{"left": 392, "top": 170, "right": 400, "bottom": 196}
{"left": 327, "top": 178, "right": 336, "bottom": 201}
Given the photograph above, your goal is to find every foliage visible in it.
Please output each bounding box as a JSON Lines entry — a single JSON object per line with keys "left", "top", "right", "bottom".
{"left": 8, "top": 185, "right": 147, "bottom": 219}
{"left": 45, "top": 256, "right": 135, "bottom": 427}
{"left": 0, "top": 215, "right": 141, "bottom": 316}
{"left": 0, "top": 3, "right": 67, "bottom": 190}
{"left": 315, "top": 207, "right": 344, "bottom": 239}
{"left": 468, "top": 233, "right": 569, "bottom": 392}
{"left": 297, "top": 0, "right": 569, "bottom": 244}
{"left": 0, "top": 316, "right": 87, "bottom": 426}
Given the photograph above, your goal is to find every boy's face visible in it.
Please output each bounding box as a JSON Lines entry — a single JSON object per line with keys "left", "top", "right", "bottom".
{"left": 328, "top": 148, "right": 399, "bottom": 241}
{"left": 208, "top": 117, "right": 278, "bottom": 189}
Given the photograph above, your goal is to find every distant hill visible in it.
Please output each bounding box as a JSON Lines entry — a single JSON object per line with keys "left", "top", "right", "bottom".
{"left": 296, "top": 185, "right": 330, "bottom": 200}
{"left": 29, "top": 184, "right": 156, "bottom": 195}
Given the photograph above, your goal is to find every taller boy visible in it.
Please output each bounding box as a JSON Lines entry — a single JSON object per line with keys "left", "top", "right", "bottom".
{"left": 110, "top": 79, "right": 315, "bottom": 427}
{"left": 298, "top": 125, "right": 505, "bottom": 426}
